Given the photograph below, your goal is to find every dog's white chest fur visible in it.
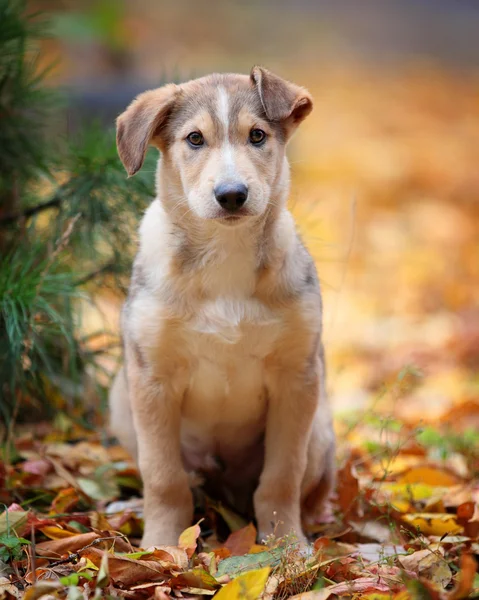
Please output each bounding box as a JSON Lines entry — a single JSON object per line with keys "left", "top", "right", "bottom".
{"left": 181, "top": 289, "right": 280, "bottom": 467}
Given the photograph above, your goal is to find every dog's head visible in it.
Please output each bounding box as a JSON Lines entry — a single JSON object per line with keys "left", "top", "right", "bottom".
{"left": 116, "top": 67, "right": 312, "bottom": 225}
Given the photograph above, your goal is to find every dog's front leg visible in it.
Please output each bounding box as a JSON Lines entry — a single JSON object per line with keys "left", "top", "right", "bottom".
{"left": 126, "top": 351, "right": 193, "bottom": 548}
{"left": 254, "top": 369, "right": 319, "bottom": 544}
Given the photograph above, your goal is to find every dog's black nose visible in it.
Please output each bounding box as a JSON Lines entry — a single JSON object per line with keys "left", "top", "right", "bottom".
{"left": 214, "top": 183, "right": 248, "bottom": 212}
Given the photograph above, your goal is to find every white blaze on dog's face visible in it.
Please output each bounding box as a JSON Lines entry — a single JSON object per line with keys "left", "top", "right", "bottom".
{"left": 116, "top": 67, "right": 313, "bottom": 225}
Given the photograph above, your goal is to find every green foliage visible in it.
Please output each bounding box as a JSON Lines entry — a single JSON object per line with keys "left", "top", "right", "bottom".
{"left": 0, "top": 235, "right": 83, "bottom": 422}
{"left": 417, "top": 425, "right": 479, "bottom": 468}
{"left": 0, "top": 1, "right": 156, "bottom": 425}
{"left": 0, "top": 533, "right": 30, "bottom": 563}
{"left": 0, "top": 0, "right": 56, "bottom": 196}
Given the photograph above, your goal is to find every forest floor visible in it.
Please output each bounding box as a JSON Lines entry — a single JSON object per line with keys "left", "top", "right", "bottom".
{"left": 1, "top": 66, "right": 478, "bottom": 599}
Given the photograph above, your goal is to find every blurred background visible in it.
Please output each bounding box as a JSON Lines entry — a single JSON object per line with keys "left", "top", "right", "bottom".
{"left": 1, "top": 0, "right": 479, "bottom": 431}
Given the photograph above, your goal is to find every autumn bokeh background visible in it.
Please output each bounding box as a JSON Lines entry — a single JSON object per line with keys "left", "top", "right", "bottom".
{"left": 39, "top": 0, "right": 479, "bottom": 425}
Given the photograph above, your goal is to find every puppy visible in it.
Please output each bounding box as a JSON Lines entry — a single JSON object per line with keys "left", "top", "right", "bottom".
{"left": 109, "top": 67, "right": 335, "bottom": 548}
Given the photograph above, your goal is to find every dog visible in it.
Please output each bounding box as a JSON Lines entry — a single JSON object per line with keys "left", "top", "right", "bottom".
{"left": 109, "top": 66, "right": 335, "bottom": 548}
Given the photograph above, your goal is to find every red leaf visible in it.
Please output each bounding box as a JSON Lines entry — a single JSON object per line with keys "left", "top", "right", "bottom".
{"left": 224, "top": 523, "right": 257, "bottom": 556}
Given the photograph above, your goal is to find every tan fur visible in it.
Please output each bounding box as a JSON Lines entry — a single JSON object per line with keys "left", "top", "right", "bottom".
{"left": 109, "top": 67, "right": 335, "bottom": 547}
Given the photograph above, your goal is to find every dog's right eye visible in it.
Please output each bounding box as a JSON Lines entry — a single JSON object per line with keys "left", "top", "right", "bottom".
{"left": 186, "top": 132, "right": 204, "bottom": 147}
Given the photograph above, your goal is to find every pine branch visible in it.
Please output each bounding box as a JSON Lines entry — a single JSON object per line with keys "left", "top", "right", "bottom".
{"left": 75, "top": 260, "right": 116, "bottom": 286}
{"left": 0, "top": 194, "right": 61, "bottom": 225}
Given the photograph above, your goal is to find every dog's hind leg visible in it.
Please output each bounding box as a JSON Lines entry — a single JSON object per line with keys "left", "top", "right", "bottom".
{"left": 301, "top": 401, "right": 336, "bottom": 526}
{"left": 109, "top": 366, "right": 138, "bottom": 462}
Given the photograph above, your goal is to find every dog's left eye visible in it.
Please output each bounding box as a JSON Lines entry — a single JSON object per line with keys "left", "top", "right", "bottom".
{"left": 249, "top": 129, "right": 266, "bottom": 145}
{"left": 186, "top": 132, "right": 204, "bottom": 147}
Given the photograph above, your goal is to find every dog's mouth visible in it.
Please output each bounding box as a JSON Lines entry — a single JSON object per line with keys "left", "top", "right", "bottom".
{"left": 217, "top": 207, "right": 252, "bottom": 223}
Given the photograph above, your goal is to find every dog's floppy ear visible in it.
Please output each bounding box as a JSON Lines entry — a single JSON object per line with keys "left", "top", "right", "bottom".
{"left": 250, "top": 66, "right": 312, "bottom": 136}
{"left": 116, "top": 84, "right": 178, "bottom": 177}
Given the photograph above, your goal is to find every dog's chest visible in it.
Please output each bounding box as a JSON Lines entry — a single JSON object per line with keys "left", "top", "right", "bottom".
{"left": 179, "top": 294, "right": 280, "bottom": 450}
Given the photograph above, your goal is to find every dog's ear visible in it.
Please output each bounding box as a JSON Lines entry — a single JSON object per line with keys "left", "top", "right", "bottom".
{"left": 116, "top": 84, "right": 178, "bottom": 177}
{"left": 250, "top": 66, "right": 312, "bottom": 137}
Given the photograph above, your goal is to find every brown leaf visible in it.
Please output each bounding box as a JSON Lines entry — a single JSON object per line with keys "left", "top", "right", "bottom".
{"left": 35, "top": 531, "right": 100, "bottom": 557}
{"left": 168, "top": 568, "right": 219, "bottom": 591}
{"left": 224, "top": 523, "right": 257, "bottom": 556}
{"left": 108, "top": 555, "right": 168, "bottom": 587}
{"left": 399, "top": 548, "right": 452, "bottom": 588}
{"left": 337, "top": 458, "right": 361, "bottom": 519}
{"left": 22, "top": 582, "right": 62, "bottom": 600}
{"left": 326, "top": 577, "right": 392, "bottom": 594}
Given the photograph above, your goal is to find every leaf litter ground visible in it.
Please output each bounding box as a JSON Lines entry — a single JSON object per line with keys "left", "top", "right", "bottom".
{"left": 1, "top": 390, "right": 478, "bottom": 599}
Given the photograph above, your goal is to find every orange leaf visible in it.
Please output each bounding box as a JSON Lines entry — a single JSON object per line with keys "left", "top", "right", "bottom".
{"left": 250, "top": 544, "right": 268, "bottom": 554}
{"left": 213, "top": 547, "right": 232, "bottom": 560}
{"left": 49, "top": 487, "right": 81, "bottom": 514}
{"left": 457, "top": 502, "right": 479, "bottom": 538}
{"left": 224, "top": 523, "right": 257, "bottom": 556}
{"left": 397, "top": 467, "right": 461, "bottom": 487}
{"left": 448, "top": 553, "right": 477, "bottom": 600}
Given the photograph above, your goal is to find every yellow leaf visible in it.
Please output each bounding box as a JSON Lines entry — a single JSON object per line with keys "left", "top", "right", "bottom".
{"left": 178, "top": 520, "right": 202, "bottom": 558}
{"left": 379, "top": 482, "right": 437, "bottom": 501}
{"left": 397, "top": 467, "right": 460, "bottom": 487}
{"left": 40, "top": 525, "right": 77, "bottom": 540}
{"left": 78, "top": 558, "right": 99, "bottom": 572}
{"left": 370, "top": 455, "right": 422, "bottom": 478}
{"left": 249, "top": 544, "right": 268, "bottom": 554}
{"left": 378, "top": 482, "right": 448, "bottom": 513}
{"left": 215, "top": 567, "right": 270, "bottom": 600}
{"left": 402, "top": 513, "right": 463, "bottom": 536}
{"left": 362, "top": 593, "right": 411, "bottom": 600}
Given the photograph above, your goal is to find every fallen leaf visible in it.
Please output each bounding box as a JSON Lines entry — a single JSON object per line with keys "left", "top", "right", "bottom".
{"left": 456, "top": 501, "right": 479, "bottom": 538}
{"left": 96, "top": 550, "right": 110, "bottom": 588}
{"left": 22, "top": 459, "right": 51, "bottom": 477}
{"left": 209, "top": 501, "right": 248, "bottom": 532}
{"left": 35, "top": 531, "right": 101, "bottom": 557}
{"left": 169, "top": 567, "right": 220, "bottom": 591}
{"left": 402, "top": 513, "right": 463, "bottom": 536}
{"left": 214, "top": 566, "right": 270, "bottom": 600}
{"left": 224, "top": 523, "right": 257, "bottom": 556}
{"left": 216, "top": 548, "right": 282, "bottom": 579}
{"left": 448, "top": 553, "right": 477, "bottom": 600}
{"left": 40, "top": 525, "right": 79, "bottom": 540}
{"left": 288, "top": 591, "right": 332, "bottom": 600}
{"left": 178, "top": 520, "right": 202, "bottom": 558}
{"left": 0, "top": 576, "right": 22, "bottom": 599}
{"left": 49, "top": 487, "right": 81, "bottom": 514}
{"left": 325, "top": 577, "right": 393, "bottom": 594}
{"left": 397, "top": 467, "right": 461, "bottom": 487}
{"left": 399, "top": 547, "right": 452, "bottom": 588}
{"left": 337, "top": 458, "right": 361, "bottom": 518}
{"left": 108, "top": 555, "right": 168, "bottom": 586}
{"left": 23, "top": 582, "right": 62, "bottom": 600}
{"left": 0, "top": 507, "right": 28, "bottom": 537}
